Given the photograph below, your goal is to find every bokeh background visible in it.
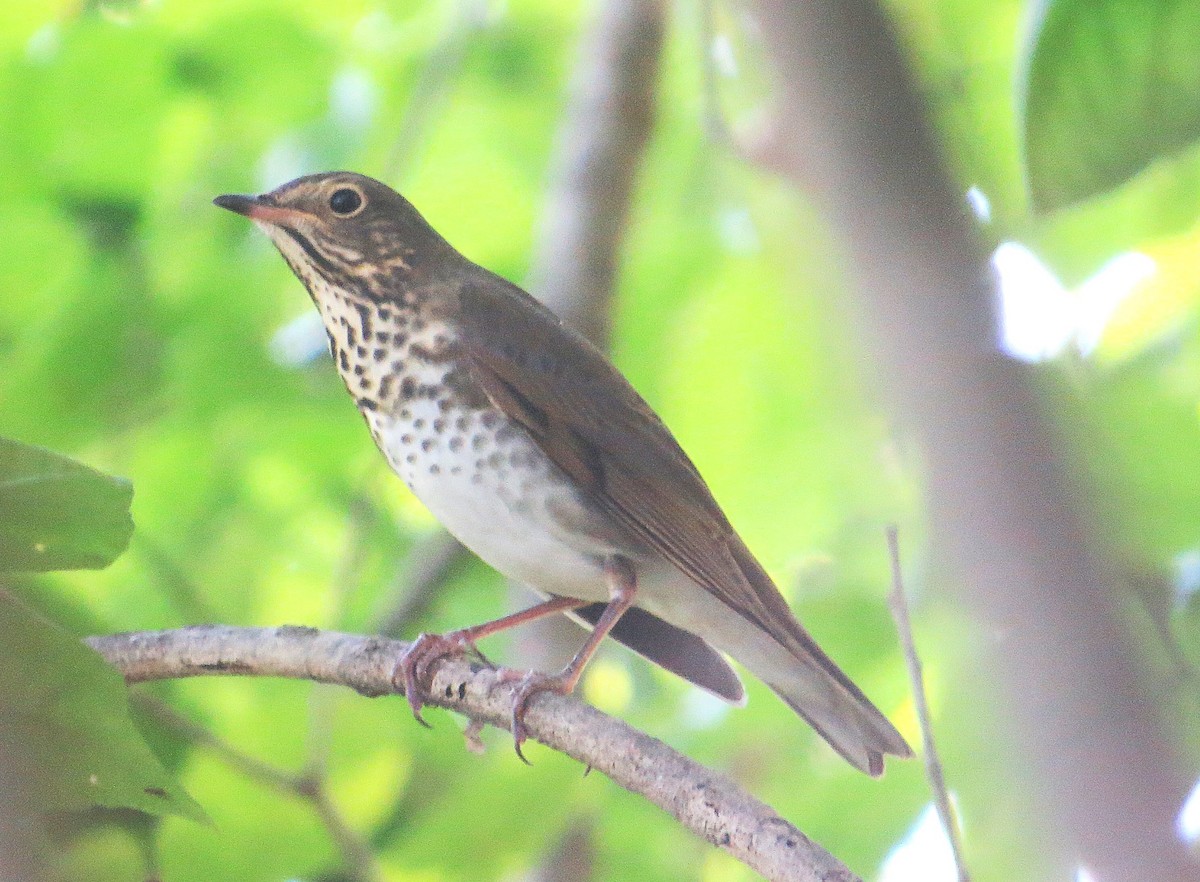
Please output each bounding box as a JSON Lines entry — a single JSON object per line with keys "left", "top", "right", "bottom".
{"left": 3, "top": 0, "right": 1200, "bottom": 880}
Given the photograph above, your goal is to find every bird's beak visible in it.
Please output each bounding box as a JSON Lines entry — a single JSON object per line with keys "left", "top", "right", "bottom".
{"left": 213, "top": 193, "right": 309, "bottom": 226}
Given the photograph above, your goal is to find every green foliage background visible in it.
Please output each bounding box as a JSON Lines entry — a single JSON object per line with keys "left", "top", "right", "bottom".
{"left": 3, "top": 0, "right": 1200, "bottom": 880}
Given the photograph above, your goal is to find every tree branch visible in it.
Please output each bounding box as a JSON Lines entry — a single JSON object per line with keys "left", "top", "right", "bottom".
{"left": 88, "top": 625, "right": 860, "bottom": 882}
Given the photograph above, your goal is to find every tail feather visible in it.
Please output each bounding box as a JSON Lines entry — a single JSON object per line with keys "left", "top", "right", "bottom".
{"left": 562, "top": 599, "right": 746, "bottom": 704}
{"left": 768, "top": 671, "right": 912, "bottom": 777}
{"left": 728, "top": 540, "right": 913, "bottom": 775}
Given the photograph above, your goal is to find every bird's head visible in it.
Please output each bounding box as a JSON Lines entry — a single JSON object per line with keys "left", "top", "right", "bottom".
{"left": 214, "top": 171, "right": 451, "bottom": 303}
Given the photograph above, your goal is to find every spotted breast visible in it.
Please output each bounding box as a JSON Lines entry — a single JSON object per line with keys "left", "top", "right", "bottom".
{"left": 311, "top": 275, "right": 628, "bottom": 605}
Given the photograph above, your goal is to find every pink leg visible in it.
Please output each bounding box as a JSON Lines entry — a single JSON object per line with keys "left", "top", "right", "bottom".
{"left": 391, "top": 595, "right": 586, "bottom": 725}
{"left": 504, "top": 556, "right": 638, "bottom": 762}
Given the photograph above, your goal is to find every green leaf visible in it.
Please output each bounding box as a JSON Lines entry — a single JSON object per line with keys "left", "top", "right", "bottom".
{"left": 1022, "top": 0, "right": 1200, "bottom": 212}
{"left": 0, "top": 437, "right": 134, "bottom": 572}
{"left": 0, "top": 588, "right": 207, "bottom": 825}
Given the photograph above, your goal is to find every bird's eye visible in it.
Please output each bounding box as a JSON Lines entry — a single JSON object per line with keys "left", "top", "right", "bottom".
{"left": 329, "top": 188, "right": 363, "bottom": 216}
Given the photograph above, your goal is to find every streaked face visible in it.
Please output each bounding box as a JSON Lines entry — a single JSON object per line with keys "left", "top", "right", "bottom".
{"left": 215, "top": 171, "right": 450, "bottom": 304}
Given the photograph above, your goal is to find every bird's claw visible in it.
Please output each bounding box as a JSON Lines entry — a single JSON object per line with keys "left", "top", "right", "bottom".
{"left": 391, "top": 631, "right": 483, "bottom": 726}
{"left": 393, "top": 636, "right": 572, "bottom": 762}
{"left": 504, "top": 670, "right": 571, "bottom": 765}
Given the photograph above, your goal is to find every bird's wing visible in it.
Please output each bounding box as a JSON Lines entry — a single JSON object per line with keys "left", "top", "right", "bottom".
{"left": 564, "top": 600, "right": 744, "bottom": 704}
{"left": 455, "top": 273, "right": 820, "bottom": 658}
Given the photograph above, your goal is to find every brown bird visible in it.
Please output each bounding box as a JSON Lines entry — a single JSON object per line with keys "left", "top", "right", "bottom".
{"left": 214, "top": 171, "right": 911, "bottom": 775}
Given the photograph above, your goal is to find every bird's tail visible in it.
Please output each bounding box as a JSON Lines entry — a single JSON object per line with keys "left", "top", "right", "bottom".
{"left": 728, "top": 540, "right": 913, "bottom": 776}
{"left": 765, "top": 659, "right": 912, "bottom": 776}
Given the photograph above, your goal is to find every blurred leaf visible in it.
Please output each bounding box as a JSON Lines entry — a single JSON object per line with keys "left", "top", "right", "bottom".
{"left": 1021, "top": 150, "right": 1200, "bottom": 284}
{"left": 1022, "top": 0, "right": 1200, "bottom": 212}
{"left": 1099, "top": 223, "right": 1200, "bottom": 358}
{"left": 44, "top": 808, "right": 157, "bottom": 882}
{"left": 181, "top": 10, "right": 336, "bottom": 142}
{"left": 0, "top": 437, "right": 133, "bottom": 572}
{"left": 9, "top": 19, "right": 171, "bottom": 200}
{"left": 1045, "top": 365, "right": 1200, "bottom": 559}
{"left": 0, "top": 588, "right": 207, "bottom": 825}
{"left": 888, "top": 0, "right": 1029, "bottom": 226}
{"left": 0, "top": 0, "right": 74, "bottom": 52}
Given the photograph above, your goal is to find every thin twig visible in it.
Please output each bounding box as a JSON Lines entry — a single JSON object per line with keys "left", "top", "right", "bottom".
{"left": 133, "top": 695, "right": 383, "bottom": 882}
{"left": 303, "top": 778, "right": 383, "bottom": 882}
{"left": 300, "top": 494, "right": 377, "bottom": 877}
{"left": 885, "top": 527, "right": 969, "bottom": 882}
{"left": 134, "top": 694, "right": 298, "bottom": 791}
{"left": 361, "top": 531, "right": 467, "bottom": 852}
{"left": 133, "top": 534, "right": 220, "bottom": 623}
{"left": 371, "top": 530, "right": 469, "bottom": 638}
{"left": 366, "top": 757, "right": 455, "bottom": 851}
{"left": 91, "top": 625, "right": 861, "bottom": 882}
{"left": 328, "top": 493, "right": 380, "bottom": 629}
{"left": 382, "top": 0, "right": 490, "bottom": 182}
{"left": 527, "top": 817, "right": 596, "bottom": 882}
{"left": 305, "top": 494, "right": 379, "bottom": 782}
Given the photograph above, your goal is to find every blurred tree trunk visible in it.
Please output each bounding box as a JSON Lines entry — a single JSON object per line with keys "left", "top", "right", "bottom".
{"left": 512, "top": 0, "right": 664, "bottom": 675}
{"left": 523, "top": 0, "right": 664, "bottom": 347}
{"left": 749, "top": 1, "right": 1198, "bottom": 880}
{"left": 514, "top": 1, "right": 664, "bottom": 876}
{"left": 524, "top": 818, "right": 596, "bottom": 882}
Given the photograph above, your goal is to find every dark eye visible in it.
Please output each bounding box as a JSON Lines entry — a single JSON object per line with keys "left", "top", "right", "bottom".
{"left": 329, "top": 188, "right": 363, "bottom": 216}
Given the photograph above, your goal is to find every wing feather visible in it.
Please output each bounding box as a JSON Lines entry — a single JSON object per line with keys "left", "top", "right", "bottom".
{"left": 456, "top": 274, "right": 808, "bottom": 652}
{"left": 564, "top": 600, "right": 745, "bottom": 704}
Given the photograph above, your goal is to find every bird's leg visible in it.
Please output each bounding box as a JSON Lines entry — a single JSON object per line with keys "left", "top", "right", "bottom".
{"left": 504, "top": 556, "right": 638, "bottom": 763}
{"left": 392, "top": 595, "right": 586, "bottom": 726}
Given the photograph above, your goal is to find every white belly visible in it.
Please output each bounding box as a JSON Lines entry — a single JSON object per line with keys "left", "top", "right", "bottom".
{"left": 360, "top": 367, "right": 801, "bottom": 689}
{"left": 369, "top": 397, "right": 623, "bottom": 603}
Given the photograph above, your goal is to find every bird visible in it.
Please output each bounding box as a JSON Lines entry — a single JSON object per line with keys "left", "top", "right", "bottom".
{"left": 214, "top": 171, "right": 912, "bottom": 775}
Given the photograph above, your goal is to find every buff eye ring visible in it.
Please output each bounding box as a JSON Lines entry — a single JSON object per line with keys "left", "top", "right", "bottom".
{"left": 329, "top": 187, "right": 364, "bottom": 216}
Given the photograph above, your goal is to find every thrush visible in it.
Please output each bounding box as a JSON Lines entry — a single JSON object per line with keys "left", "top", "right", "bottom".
{"left": 214, "top": 171, "right": 912, "bottom": 775}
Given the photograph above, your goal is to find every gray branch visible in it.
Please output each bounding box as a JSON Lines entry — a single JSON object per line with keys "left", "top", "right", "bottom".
{"left": 88, "top": 625, "right": 859, "bottom": 882}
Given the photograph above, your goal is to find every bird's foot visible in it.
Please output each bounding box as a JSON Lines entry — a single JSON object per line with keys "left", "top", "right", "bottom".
{"left": 494, "top": 668, "right": 575, "bottom": 764}
{"left": 391, "top": 631, "right": 491, "bottom": 726}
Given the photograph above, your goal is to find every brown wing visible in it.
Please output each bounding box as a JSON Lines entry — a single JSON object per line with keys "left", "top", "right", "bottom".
{"left": 455, "top": 273, "right": 818, "bottom": 658}
{"left": 565, "top": 601, "right": 744, "bottom": 704}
